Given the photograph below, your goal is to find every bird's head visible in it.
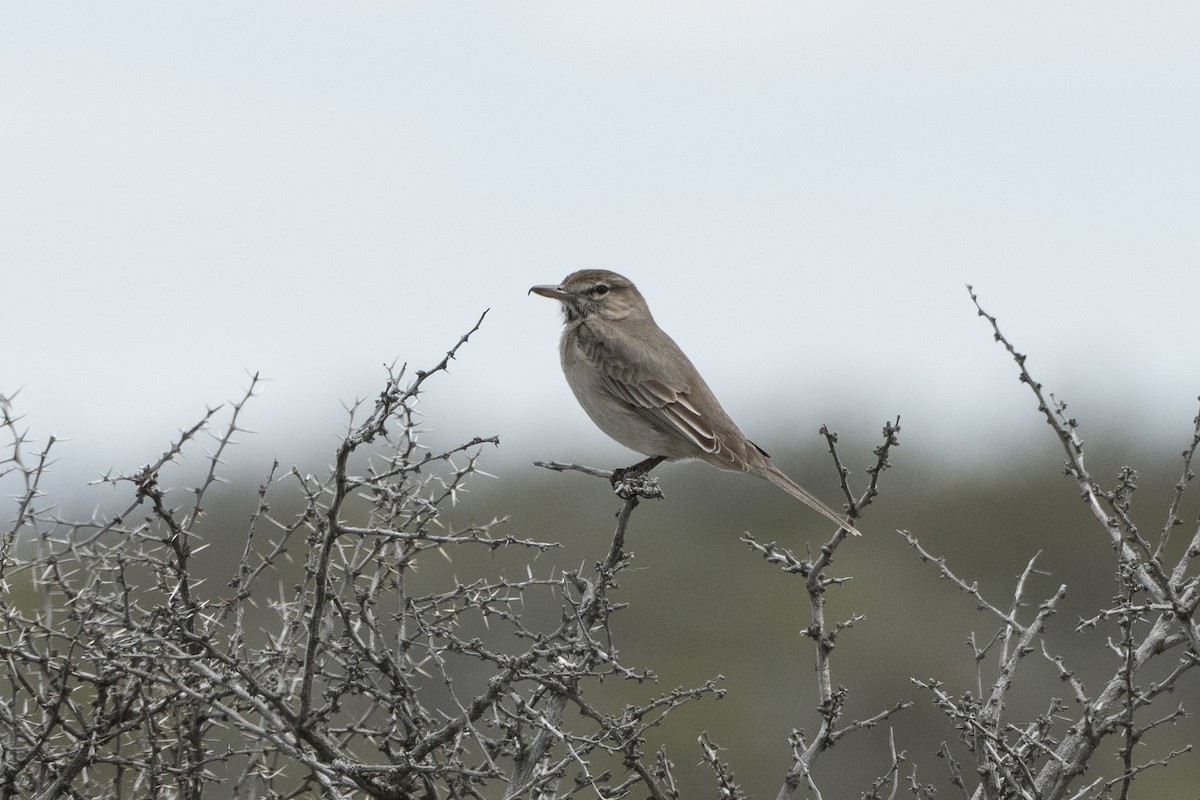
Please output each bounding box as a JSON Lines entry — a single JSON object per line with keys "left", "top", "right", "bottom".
{"left": 529, "top": 270, "right": 651, "bottom": 324}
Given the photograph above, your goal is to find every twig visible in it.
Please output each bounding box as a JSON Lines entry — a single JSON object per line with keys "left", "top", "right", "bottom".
{"left": 897, "top": 529, "right": 1027, "bottom": 633}
{"left": 698, "top": 733, "right": 746, "bottom": 800}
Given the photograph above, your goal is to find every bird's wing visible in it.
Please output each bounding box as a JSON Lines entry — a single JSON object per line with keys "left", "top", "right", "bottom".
{"left": 575, "top": 320, "right": 744, "bottom": 468}
{"left": 610, "top": 376, "right": 727, "bottom": 456}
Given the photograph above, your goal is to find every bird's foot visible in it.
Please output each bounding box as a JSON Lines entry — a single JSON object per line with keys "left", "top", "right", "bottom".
{"left": 612, "top": 473, "right": 664, "bottom": 500}
{"left": 610, "top": 456, "right": 667, "bottom": 500}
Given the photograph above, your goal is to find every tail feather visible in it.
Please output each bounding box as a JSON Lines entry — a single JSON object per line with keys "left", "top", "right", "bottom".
{"left": 759, "top": 463, "right": 863, "bottom": 536}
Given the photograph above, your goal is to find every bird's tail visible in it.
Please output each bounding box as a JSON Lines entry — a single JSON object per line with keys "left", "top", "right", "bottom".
{"left": 759, "top": 463, "right": 863, "bottom": 536}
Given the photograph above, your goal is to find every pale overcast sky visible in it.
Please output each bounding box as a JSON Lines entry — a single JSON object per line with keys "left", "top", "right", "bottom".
{"left": 3, "top": 4, "right": 1198, "bottom": 488}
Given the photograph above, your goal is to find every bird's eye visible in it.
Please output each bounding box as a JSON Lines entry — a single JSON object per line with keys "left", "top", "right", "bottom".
{"left": 592, "top": 284, "right": 610, "bottom": 297}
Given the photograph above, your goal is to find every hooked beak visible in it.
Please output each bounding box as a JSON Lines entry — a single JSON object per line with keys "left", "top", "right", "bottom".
{"left": 529, "top": 284, "right": 573, "bottom": 302}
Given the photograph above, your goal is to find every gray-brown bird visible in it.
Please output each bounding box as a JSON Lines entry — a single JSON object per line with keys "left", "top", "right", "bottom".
{"left": 530, "top": 269, "right": 861, "bottom": 535}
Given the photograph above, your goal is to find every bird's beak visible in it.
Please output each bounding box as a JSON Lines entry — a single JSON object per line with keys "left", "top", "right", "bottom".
{"left": 529, "top": 284, "right": 572, "bottom": 302}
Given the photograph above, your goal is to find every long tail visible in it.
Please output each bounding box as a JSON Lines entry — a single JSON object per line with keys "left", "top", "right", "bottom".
{"left": 759, "top": 463, "right": 863, "bottom": 536}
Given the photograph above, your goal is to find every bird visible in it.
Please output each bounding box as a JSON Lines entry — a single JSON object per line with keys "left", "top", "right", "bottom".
{"left": 529, "top": 269, "right": 861, "bottom": 536}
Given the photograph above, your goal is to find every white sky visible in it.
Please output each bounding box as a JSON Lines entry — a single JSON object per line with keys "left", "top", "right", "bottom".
{"left": 3, "top": 3, "right": 1199, "bottom": 489}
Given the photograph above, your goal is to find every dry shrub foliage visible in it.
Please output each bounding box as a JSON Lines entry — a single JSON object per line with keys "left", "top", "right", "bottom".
{"left": 2, "top": 293, "right": 1198, "bottom": 799}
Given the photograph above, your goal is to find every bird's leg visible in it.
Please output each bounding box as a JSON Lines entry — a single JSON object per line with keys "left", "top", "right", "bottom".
{"left": 610, "top": 455, "right": 666, "bottom": 487}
